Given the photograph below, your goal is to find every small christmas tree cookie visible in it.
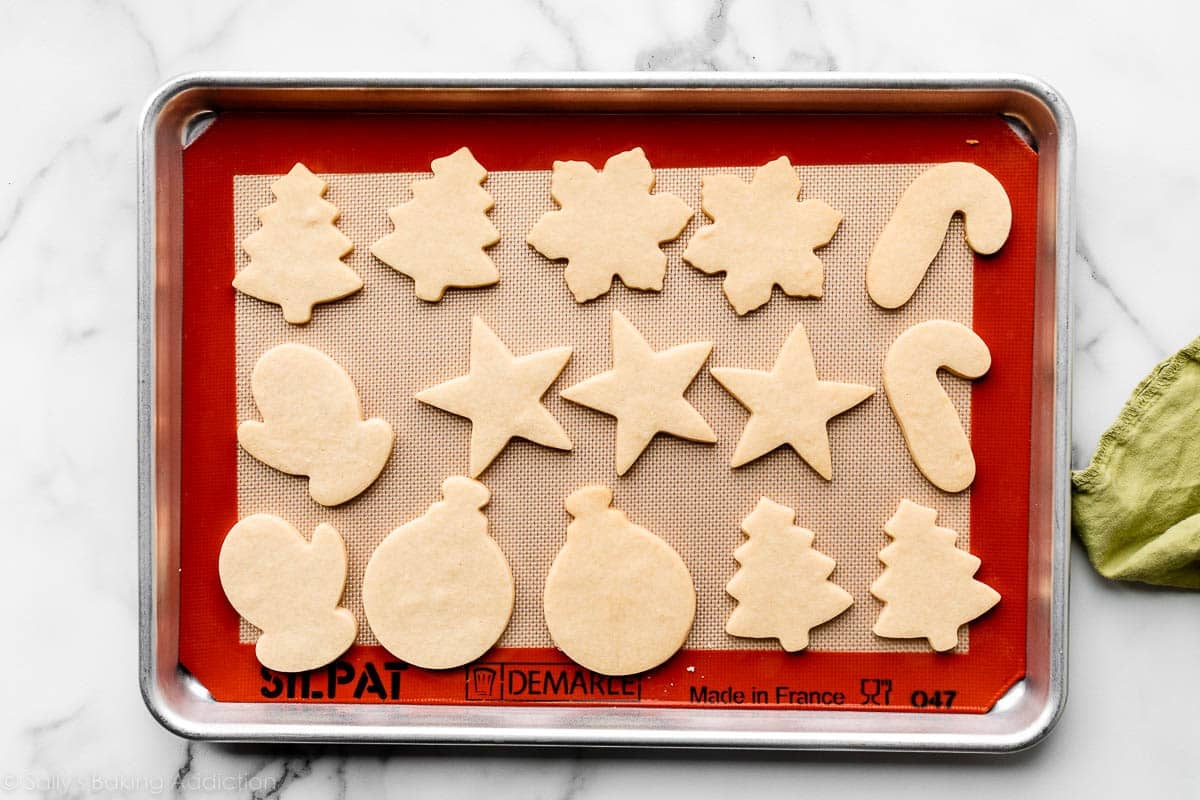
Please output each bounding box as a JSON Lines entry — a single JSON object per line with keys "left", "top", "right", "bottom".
{"left": 543, "top": 486, "right": 696, "bottom": 676}
{"left": 235, "top": 163, "right": 361, "bottom": 324}
{"left": 238, "top": 343, "right": 394, "bottom": 506}
{"left": 218, "top": 514, "right": 357, "bottom": 672}
{"left": 683, "top": 156, "right": 843, "bottom": 315}
{"left": 561, "top": 310, "right": 715, "bottom": 475}
{"left": 370, "top": 147, "right": 501, "bottom": 301}
{"left": 726, "top": 497, "right": 852, "bottom": 651}
{"left": 526, "top": 147, "right": 693, "bottom": 302}
{"left": 362, "top": 477, "right": 513, "bottom": 670}
{"left": 871, "top": 499, "right": 1000, "bottom": 652}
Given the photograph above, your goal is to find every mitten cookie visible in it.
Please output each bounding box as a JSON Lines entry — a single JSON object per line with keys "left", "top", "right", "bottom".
{"left": 218, "top": 514, "right": 357, "bottom": 672}
{"left": 239, "top": 343, "right": 394, "bottom": 506}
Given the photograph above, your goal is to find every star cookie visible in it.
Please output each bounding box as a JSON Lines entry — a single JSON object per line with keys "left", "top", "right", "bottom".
{"left": 561, "top": 311, "right": 716, "bottom": 475}
{"left": 416, "top": 317, "right": 573, "bottom": 476}
{"left": 711, "top": 322, "right": 874, "bottom": 478}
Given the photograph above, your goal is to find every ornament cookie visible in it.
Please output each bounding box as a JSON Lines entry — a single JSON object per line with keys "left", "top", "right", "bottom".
{"left": 544, "top": 486, "right": 696, "bottom": 676}
{"left": 416, "top": 317, "right": 572, "bottom": 477}
{"left": 235, "top": 163, "right": 361, "bottom": 324}
{"left": 370, "top": 147, "right": 501, "bottom": 301}
{"left": 711, "top": 321, "right": 874, "bottom": 478}
{"left": 883, "top": 320, "right": 990, "bottom": 493}
{"left": 871, "top": 499, "right": 1000, "bottom": 651}
{"left": 526, "top": 147, "right": 693, "bottom": 302}
{"left": 362, "top": 477, "right": 513, "bottom": 670}
{"left": 682, "top": 156, "right": 842, "bottom": 315}
{"left": 239, "top": 343, "right": 394, "bottom": 506}
{"left": 561, "top": 311, "right": 715, "bottom": 475}
{"left": 725, "top": 497, "right": 852, "bottom": 651}
{"left": 218, "top": 515, "right": 357, "bottom": 672}
{"left": 867, "top": 162, "right": 1011, "bottom": 309}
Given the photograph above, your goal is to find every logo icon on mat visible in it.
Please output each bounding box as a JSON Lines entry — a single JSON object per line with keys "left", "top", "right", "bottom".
{"left": 467, "top": 666, "right": 500, "bottom": 700}
{"left": 859, "top": 678, "right": 893, "bottom": 706}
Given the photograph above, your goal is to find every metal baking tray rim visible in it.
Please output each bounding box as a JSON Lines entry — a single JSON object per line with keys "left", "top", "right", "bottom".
{"left": 138, "top": 71, "right": 1073, "bottom": 751}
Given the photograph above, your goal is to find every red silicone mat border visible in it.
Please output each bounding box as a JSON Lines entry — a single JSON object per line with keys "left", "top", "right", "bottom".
{"left": 179, "top": 111, "right": 1035, "bottom": 712}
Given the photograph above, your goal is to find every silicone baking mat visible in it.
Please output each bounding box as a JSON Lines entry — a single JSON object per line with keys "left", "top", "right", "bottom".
{"left": 179, "top": 112, "right": 1035, "bottom": 712}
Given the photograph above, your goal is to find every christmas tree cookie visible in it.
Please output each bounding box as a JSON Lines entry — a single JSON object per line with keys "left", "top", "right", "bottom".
{"left": 218, "top": 514, "right": 357, "bottom": 672}
{"left": 526, "top": 147, "right": 693, "bottom": 302}
{"left": 362, "top": 477, "right": 513, "bottom": 670}
{"left": 543, "top": 486, "right": 696, "bottom": 676}
{"left": 867, "top": 162, "right": 1011, "bottom": 309}
{"left": 239, "top": 343, "right": 394, "bottom": 506}
{"left": 884, "top": 320, "right": 991, "bottom": 492}
{"left": 711, "top": 321, "right": 874, "bottom": 478}
{"left": 370, "top": 147, "right": 501, "bottom": 301}
{"left": 416, "top": 317, "right": 572, "bottom": 477}
{"left": 561, "top": 310, "right": 715, "bottom": 475}
{"left": 871, "top": 499, "right": 1000, "bottom": 651}
{"left": 726, "top": 497, "right": 852, "bottom": 651}
{"left": 235, "top": 163, "right": 361, "bottom": 324}
{"left": 683, "top": 156, "right": 843, "bottom": 315}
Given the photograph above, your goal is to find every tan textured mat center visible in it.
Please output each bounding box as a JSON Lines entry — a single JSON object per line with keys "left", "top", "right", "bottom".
{"left": 234, "top": 163, "right": 973, "bottom": 653}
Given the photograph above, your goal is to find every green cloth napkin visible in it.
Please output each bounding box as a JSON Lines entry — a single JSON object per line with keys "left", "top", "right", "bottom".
{"left": 1072, "top": 337, "right": 1200, "bottom": 588}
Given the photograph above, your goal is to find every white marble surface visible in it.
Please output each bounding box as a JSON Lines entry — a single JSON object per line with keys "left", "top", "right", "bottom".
{"left": 1, "top": 0, "right": 1197, "bottom": 797}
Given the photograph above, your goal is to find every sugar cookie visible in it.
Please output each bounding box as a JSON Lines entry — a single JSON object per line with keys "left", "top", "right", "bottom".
{"left": 561, "top": 310, "right": 715, "bottom": 475}
{"left": 871, "top": 499, "right": 1000, "bottom": 651}
{"left": 370, "top": 147, "right": 501, "bottom": 301}
{"left": 711, "top": 321, "right": 874, "bottom": 478}
{"left": 218, "top": 514, "right": 357, "bottom": 672}
{"left": 682, "top": 156, "right": 842, "bottom": 315}
{"left": 416, "top": 316, "right": 572, "bottom": 477}
{"left": 526, "top": 147, "right": 693, "bottom": 302}
{"left": 867, "top": 162, "right": 1011, "bottom": 309}
{"left": 543, "top": 486, "right": 696, "bottom": 676}
{"left": 238, "top": 343, "right": 394, "bottom": 506}
{"left": 725, "top": 497, "right": 852, "bottom": 651}
{"left": 362, "top": 477, "right": 513, "bottom": 670}
{"left": 234, "top": 163, "right": 361, "bottom": 324}
{"left": 883, "top": 320, "right": 990, "bottom": 493}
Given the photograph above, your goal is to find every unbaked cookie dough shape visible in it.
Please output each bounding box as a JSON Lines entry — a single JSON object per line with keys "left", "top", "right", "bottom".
{"left": 370, "top": 147, "right": 501, "bottom": 301}
{"left": 871, "top": 499, "right": 1000, "bottom": 652}
{"left": 238, "top": 343, "right": 394, "bottom": 506}
{"left": 725, "top": 497, "right": 852, "bottom": 651}
{"left": 218, "top": 514, "right": 357, "bottom": 672}
{"left": 235, "top": 162, "right": 361, "bottom": 324}
{"left": 544, "top": 486, "right": 696, "bottom": 676}
{"left": 883, "top": 320, "right": 990, "bottom": 493}
{"left": 682, "top": 156, "right": 843, "bottom": 315}
{"left": 866, "top": 162, "right": 1011, "bottom": 309}
{"left": 711, "top": 321, "right": 875, "bottom": 478}
{"left": 416, "top": 316, "right": 572, "bottom": 477}
{"left": 561, "top": 310, "right": 716, "bottom": 475}
{"left": 526, "top": 147, "right": 694, "bottom": 303}
{"left": 362, "top": 477, "right": 513, "bottom": 670}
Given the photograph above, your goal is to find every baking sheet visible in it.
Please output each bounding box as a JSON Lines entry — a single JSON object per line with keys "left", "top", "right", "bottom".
{"left": 139, "top": 73, "right": 1070, "bottom": 749}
